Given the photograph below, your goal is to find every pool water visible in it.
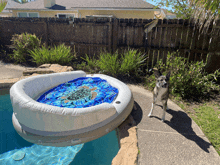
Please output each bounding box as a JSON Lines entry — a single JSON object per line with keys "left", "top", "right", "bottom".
{"left": 0, "top": 89, "right": 119, "bottom": 165}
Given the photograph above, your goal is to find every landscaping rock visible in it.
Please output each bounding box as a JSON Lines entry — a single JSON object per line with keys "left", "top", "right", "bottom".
{"left": 23, "top": 64, "right": 73, "bottom": 76}
{"left": 112, "top": 115, "right": 138, "bottom": 165}
{"left": 38, "top": 64, "right": 51, "bottom": 68}
{"left": 23, "top": 68, "right": 55, "bottom": 76}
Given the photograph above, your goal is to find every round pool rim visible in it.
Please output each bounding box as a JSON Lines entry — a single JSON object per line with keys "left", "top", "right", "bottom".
{"left": 10, "top": 71, "right": 134, "bottom": 147}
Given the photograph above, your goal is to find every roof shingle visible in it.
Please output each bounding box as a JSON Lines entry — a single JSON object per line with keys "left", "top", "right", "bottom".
{"left": 3, "top": 0, "right": 20, "bottom": 11}
{"left": 7, "top": 0, "right": 156, "bottom": 10}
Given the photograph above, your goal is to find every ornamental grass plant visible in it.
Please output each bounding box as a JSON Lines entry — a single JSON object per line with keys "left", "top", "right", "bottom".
{"left": 81, "top": 48, "right": 147, "bottom": 78}
{"left": 119, "top": 49, "right": 146, "bottom": 76}
{"left": 29, "top": 44, "right": 74, "bottom": 66}
{"left": 97, "top": 51, "right": 120, "bottom": 76}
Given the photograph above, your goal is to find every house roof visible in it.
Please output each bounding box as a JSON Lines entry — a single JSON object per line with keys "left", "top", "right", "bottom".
{"left": 7, "top": 0, "right": 158, "bottom": 10}
{"left": 2, "top": 0, "right": 20, "bottom": 13}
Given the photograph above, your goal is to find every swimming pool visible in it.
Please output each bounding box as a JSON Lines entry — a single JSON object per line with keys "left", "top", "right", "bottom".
{"left": 0, "top": 88, "right": 119, "bottom": 164}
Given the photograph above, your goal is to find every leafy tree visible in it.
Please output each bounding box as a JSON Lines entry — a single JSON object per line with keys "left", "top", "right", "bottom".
{"left": 151, "top": 0, "right": 219, "bottom": 34}
{"left": 0, "top": 0, "right": 7, "bottom": 13}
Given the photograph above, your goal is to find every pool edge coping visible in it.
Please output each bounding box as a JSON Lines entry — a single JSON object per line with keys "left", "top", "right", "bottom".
{"left": 0, "top": 73, "right": 138, "bottom": 165}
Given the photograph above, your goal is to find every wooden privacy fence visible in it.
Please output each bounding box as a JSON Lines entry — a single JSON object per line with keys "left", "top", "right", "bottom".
{"left": 0, "top": 17, "right": 220, "bottom": 72}
{"left": 145, "top": 19, "right": 220, "bottom": 71}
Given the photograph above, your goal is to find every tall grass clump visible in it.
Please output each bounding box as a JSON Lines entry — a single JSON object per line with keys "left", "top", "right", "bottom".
{"left": 82, "top": 48, "right": 146, "bottom": 77}
{"left": 30, "top": 44, "right": 74, "bottom": 66}
{"left": 81, "top": 52, "right": 120, "bottom": 76}
{"left": 97, "top": 51, "right": 120, "bottom": 76}
{"left": 146, "top": 51, "right": 220, "bottom": 101}
{"left": 79, "top": 54, "right": 98, "bottom": 72}
{"left": 10, "top": 33, "right": 42, "bottom": 64}
{"left": 119, "top": 49, "right": 146, "bottom": 76}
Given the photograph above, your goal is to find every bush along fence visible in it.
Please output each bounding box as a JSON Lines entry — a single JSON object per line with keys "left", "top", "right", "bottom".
{"left": 0, "top": 17, "right": 219, "bottom": 72}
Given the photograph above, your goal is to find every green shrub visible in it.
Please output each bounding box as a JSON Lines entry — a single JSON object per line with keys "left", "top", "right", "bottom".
{"left": 82, "top": 52, "right": 120, "bottom": 76}
{"left": 119, "top": 49, "right": 146, "bottom": 76}
{"left": 30, "top": 44, "right": 74, "bottom": 66}
{"left": 80, "top": 54, "right": 98, "bottom": 72}
{"left": 11, "top": 33, "right": 42, "bottom": 64}
{"left": 97, "top": 51, "right": 120, "bottom": 76}
{"left": 145, "top": 51, "right": 220, "bottom": 101}
{"left": 82, "top": 49, "right": 146, "bottom": 77}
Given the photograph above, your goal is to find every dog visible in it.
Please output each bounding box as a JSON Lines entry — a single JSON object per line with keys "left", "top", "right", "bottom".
{"left": 148, "top": 68, "right": 171, "bottom": 122}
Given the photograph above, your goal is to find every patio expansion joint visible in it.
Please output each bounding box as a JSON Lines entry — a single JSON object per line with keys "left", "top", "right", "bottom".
{"left": 138, "top": 128, "right": 205, "bottom": 136}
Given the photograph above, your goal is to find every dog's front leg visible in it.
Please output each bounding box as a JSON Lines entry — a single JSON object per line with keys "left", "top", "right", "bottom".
{"left": 148, "top": 95, "right": 156, "bottom": 117}
{"left": 161, "top": 101, "right": 167, "bottom": 122}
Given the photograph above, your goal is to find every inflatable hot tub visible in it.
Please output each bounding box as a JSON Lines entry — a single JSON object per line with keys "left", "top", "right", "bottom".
{"left": 10, "top": 71, "right": 134, "bottom": 147}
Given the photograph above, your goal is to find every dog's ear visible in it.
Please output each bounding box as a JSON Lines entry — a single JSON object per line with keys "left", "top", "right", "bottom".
{"left": 153, "top": 68, "right": 162, "bottom": 78}
{"left": 166, "top": 71, "right": 171, "bottom": 80}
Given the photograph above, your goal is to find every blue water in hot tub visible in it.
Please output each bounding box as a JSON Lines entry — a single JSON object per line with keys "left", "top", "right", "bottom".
{"left": 0, "top": 88, "right": 119, "bottom": 165}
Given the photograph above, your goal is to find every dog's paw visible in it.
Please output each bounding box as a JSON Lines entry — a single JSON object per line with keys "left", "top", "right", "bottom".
{"left": 163, "top": 106, "right": 170, "bottom": 111}
{"left": 161, "top": 117, "right": 165, "bottom": 122}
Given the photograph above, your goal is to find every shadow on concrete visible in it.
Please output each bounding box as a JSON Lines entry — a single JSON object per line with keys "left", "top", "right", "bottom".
{"left": 152, "top": 105, "right": 211, "bottom": 153}
{"left": 131, "top": 101, "right": 143, "bottom": 126}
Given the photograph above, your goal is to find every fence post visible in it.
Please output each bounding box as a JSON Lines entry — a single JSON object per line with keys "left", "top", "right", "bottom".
{"left": 108, "top": 18, "right": 113, "bottom": 54}
{"left": 112, "top": 18, "right": 118, "bottom": 54}
{"left": 144, "top": 30, "right": 149, "bottom": 53}
{"left": 0, "top": 18, "right": 2, "bottom": 47}
{"left": 45, "top": 18, "right": 49, "bottom": 47}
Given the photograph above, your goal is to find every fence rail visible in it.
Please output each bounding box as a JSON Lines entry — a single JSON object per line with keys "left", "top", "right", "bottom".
{"left": 0, "top": 17, "right": 219, "bottom": 72}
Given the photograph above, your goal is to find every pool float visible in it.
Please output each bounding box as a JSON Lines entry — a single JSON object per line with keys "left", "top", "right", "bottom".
{"left": 10, "top": 71, "right": 134, "bottom": 147}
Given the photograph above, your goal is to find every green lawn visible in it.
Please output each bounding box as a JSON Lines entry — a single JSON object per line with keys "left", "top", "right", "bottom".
{"left": 190, "top": 105, "right": 220, "bottom": 155}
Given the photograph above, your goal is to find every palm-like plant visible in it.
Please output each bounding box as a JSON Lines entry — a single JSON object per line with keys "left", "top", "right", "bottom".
{"left": 185, "top": 0, "right": 219, "bottom": 37}
{"left": 151, "top": 0, "right": 219, "bottom": 35}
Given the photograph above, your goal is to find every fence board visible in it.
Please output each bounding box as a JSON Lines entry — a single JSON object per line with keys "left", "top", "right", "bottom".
{"left": 159, "top": 22, "right": 166, "bottom": 48}
{"left": 146, "top": 19, "right": 153, "bottom": 48}
{"left": 158, "top": 19, "right": 162, "bottom": 48}
{"left": 112, "top": 19, "right": 118, "bottom": 53}
{"left": 167, "top": 20, "right": 173, "bottom": 49}
{"left": 209, "top": 28, "right": 220, "bottom": 52}
{"left": 173, "top": 19, "right": 179, "bottom": 49}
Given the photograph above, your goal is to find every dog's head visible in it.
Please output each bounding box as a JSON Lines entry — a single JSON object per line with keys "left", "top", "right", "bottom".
{"left": 154, "top": 69, "right": 171, "bottom": 88}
